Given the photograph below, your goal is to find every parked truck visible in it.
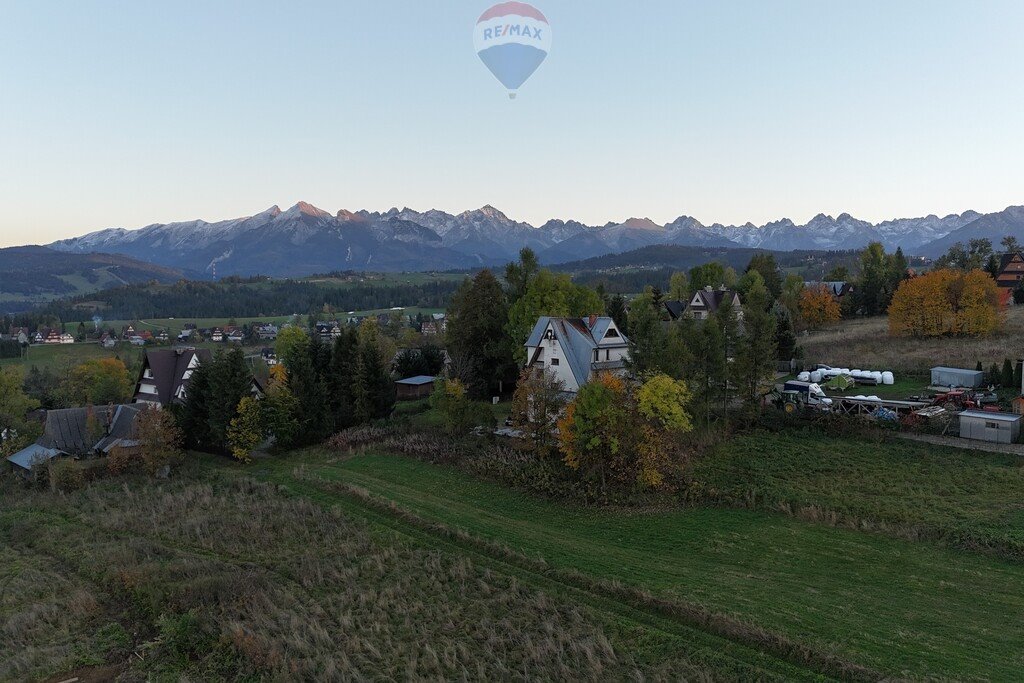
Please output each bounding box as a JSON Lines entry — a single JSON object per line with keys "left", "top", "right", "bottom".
{"left": 782, "top": 381, "right": 834, "bottom": 410}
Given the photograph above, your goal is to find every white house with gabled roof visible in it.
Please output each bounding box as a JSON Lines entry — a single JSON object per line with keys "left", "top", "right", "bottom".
{"left": 524, "top": 315, "right": 630, "bottom": 393}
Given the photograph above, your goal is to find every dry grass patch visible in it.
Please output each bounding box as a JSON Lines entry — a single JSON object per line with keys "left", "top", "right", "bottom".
{"left": 0, "top": 474, "right": 735, "bottom": 681}
{"left": 800, "top": 306, "right": 1024, "bottom": 373}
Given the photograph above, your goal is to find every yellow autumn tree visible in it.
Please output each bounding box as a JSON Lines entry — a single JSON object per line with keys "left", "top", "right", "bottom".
{"left": 634, "top": 374, "right": 693, "bottom": 489}
{"left": 558, "top": 373, "right": 692, "bottom": 494}
{"left": 889, "top": 268, "right": 1002, "bottom": 337}
{"left": 798, "top": 285, "right": 841, "bottom": 330}
{"left": 954, "top": 269, "right": 1003, "bottom": 336}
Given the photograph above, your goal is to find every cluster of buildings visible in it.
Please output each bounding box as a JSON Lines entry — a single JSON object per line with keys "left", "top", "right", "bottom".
{"left": 3, "top": 326, "right": 74, "bottom": 345}
{"left": 7, "top": 346, "right": 264, "bottom": 477}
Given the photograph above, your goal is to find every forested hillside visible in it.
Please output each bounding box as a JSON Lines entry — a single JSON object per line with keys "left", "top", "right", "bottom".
{"left": 41, "top": 276, "right": 464, "bottom": 322}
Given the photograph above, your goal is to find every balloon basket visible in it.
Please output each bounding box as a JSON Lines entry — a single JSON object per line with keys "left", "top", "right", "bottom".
{"left": 508, "top": 92, "right": 517, "bottom": 100}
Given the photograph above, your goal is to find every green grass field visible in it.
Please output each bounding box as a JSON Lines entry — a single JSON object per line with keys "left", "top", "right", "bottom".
{"left": 693, "top": 430, "right": 1024, "bottom": 558}
{"left": 0, "top": 342, "right": 144, "bottom": 374}
{"left": 1, "top": 469, "right": 825, "bottom": 682}
{"left": 252, "top": 447, "right": 1024, "bottom": 680}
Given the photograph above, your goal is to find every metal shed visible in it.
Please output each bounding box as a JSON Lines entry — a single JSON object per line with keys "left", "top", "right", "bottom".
{"left": 931, "top": 367, "right": 984, "bottom": 388}
{"left": 959, "top": 410, "right": 1021, "bottom": 444}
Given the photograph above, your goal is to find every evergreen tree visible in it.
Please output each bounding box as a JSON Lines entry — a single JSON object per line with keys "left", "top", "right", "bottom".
{"left": 176, "top": 363, "right": 213, "bottom": 450}
{"left": 354, "top": 340, "right": 395, "bottom": 422}
{"left": 329, "top": 328, "right": 358, "bottom": 429}
{"left": 989, "top": 363, "right": 1001, "bottom": 386}
{"left": 677, "top": 316, "right": 726, "bottom": 427}
{"left": 446, "top": 270, "right": 515, "bottom": 398}
{"left": 1016, "top": 360, "right": 1023, "bottom": 392}
{"left": 626, "top": 289, "right": 689, "bottom": 379}
{"left": 285, "top": 337, "right": 333, "bottom": 444}
{"left": 606, "top": 294, "right": 628, "bottom": 332}
{"left": 1002, "top": 358, "right": 1015, "bottom": 388}
{"left": 745, "top": 253, "right": 783, "bottom": 299}
{"left": 205, "top": 348, "right": 253, "bottom": 451}
{"left": 734, "top": 280, "right": 778, "bottom": 408}
{"left": 774, "top": 306, "right": 798, "bottom": 361}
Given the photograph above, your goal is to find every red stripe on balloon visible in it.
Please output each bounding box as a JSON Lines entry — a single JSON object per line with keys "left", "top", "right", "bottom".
{"left": 477, "top": 2, "right": 548, "bottom": 24}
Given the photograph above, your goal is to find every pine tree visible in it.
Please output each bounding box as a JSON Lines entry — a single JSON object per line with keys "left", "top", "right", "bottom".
{"left": 205, "top": 348, "right": 253, "bottom": 451}
{"left": 285, "top": 337, "right": 333, "bottom": 444}
{"left": 989, "top": 363, "right": 1001, "bottom": 386}
{"left": 734, "top": 280, "right": 778, "bottom": 408}
{"left": 1002, "top": 358, "right": 1015, "bottom": 388}
{"left": 329, "top": 328, "right": 358, "bottom": 430}
{"left": 446, "top": 270, "right": 515, "bottom": 398}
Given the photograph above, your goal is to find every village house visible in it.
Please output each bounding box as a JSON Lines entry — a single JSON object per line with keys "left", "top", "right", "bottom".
{"left": 316, "top": 321, "right": 342, "bottom": 342}
{"left": 134, "top": 348, "right": 213, "bottom": 407}
{"left": 42, "top": 330, "right": 74, "bottom": 344}
{"left": 996, "top": 251, "right": 1024, "bottom": 290}
{"left": 664, "top": 286, "right": 743, "bottom": 321}
{"left": 211, "top": 328, "right": 224, "bottom": 343}
{"left": 226, "top": 329, "right": 245, "bottom": 344}
{"left": 6, "top": 404, "right": 142, "bottom": 477}
{"left": 420, "top": 313, "right": 447, "bottom": 336}
{"left": 261, "top": 348, "right": 279, "bottom": 366}
{"left": 803, "top": 281, "right": 855, "bottom": 299}
{"left": 524, "top": 315, "right": 630, "bottom": 393}
{"left": 121, "top": 324, "right": 136, "bottom": 340}
{"left": 6, "top": 327, "right": 29, "bottom": 345}
{"left": 254, "top": 323, "right": 279, "bottom": 340}
{"left": 100, "top": 333, "right": 117, "bottom": 348}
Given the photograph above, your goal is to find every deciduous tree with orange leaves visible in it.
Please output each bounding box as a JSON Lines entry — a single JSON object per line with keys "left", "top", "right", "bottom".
{"left": 889, "top": 268, "right": 1002, "bottom": 337}
{"left": 798, "top": 285, "right": 842, "bottom": 330}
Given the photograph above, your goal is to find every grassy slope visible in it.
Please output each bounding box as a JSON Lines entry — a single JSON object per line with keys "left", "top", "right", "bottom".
{"left": 692, "top": 430, "right": 1024, "bottom": 557}
{"left": 0, "top": 342, "right": 144, "bottom": 373}
{"left": 800, "top": 306, "right": 1024, "bottom": 374}
{"left": 0, "top": 472, "right": 817, "bottom": 682}
{"left": 260, "top": 449, "right": 1024, "bottom": 680}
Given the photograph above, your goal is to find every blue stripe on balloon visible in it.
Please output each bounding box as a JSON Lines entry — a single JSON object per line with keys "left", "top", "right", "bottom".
{"left": 477, "top": 43, "right": 547, "bottom": 91}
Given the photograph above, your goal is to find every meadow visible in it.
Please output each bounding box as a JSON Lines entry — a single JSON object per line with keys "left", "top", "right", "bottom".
{"left": 800, "top": 306, "right": 1024, "bottom": 373}
{"left": 691, "top": 429, "right": 1024, "bottom": 559}
{"left": 251, "top": 446, "right": 1024, "bottom": 681}
{"left": 0, "top": 471, "right": 824, "bottom": 682}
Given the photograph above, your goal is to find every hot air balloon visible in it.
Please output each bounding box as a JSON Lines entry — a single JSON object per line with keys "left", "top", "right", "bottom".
{"left": 473, "top": 2, "right": 551, "bottom": 99}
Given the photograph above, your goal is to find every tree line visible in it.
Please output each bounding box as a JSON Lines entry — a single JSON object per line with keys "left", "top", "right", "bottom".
{"left": 38, "top": 278, "right": 462, "bottom": 322}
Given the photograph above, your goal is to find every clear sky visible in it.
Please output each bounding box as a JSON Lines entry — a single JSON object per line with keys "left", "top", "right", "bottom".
{"left": 2, "top": 0, "right": 1023, "bottom": 246}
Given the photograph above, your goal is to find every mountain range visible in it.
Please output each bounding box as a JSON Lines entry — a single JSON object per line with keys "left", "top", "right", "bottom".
{"left": 44, "top": 202, "right": 1024, "bottom": 277}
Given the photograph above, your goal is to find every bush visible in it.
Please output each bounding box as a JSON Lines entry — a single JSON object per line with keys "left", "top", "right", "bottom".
{"left": 49, "top": 458, "right": 85, "bottom": 493}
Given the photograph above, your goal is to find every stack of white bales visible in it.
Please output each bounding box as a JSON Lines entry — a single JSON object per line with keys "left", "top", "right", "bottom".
{"left": 797, "top": 367, "right": 895, "bottom": 385}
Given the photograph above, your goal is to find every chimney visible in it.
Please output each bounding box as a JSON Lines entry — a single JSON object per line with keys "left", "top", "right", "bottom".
{"left": 704, "top": 285, "right": 713, "bottom": 292}
{"left": 588, "top": 314, "right": 598, "bottom": 328}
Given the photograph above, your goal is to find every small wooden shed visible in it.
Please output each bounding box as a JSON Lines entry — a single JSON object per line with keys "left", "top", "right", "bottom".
{"left": 395, "top": 375, "right": 436, "bottom": 401}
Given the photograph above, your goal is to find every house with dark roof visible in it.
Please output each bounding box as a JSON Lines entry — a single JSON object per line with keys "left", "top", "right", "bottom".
{"left": 996, "top": 252, "right": 1024, "bottom": 290}
{"left": 6, "top": 404, "right": 141, "bottom": 475}
{"left": 134, "top": 348, "right": 212, "bottom": 407}
{"left": 524, "top": 316, "right": 630, "bottom": 393}
{"left": 803, "top": 281, "right": 855, "bottom": 299}
{"left": 664, "top": 286, "right": 743, "bottom": 321}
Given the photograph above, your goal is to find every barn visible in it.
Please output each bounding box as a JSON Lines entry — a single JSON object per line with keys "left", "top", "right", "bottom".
{"left": 930, "top": 367, "right": 984, "bottom": 389}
